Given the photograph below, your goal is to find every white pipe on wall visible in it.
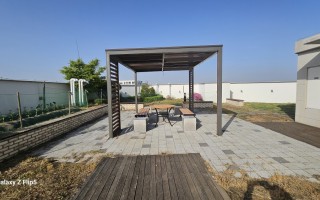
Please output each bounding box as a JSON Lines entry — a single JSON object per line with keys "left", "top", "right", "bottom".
{"left": 69, "top": 78, "right": 78, "bottom": 106}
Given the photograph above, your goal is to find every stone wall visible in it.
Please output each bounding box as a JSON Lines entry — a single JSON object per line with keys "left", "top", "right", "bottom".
{"left": 182, "top": 101, "right": 213, "bottom": 108}
{"left": 0, "top": 105, "right": 107, "bottom": 163}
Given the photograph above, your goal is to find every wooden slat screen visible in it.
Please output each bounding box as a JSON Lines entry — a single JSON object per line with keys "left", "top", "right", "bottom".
{"left": 110, "top": 61, "right": 121, "bottom": 136}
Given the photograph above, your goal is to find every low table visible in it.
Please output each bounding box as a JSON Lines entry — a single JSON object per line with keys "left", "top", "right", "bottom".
{"left": 151, "top": 104, "right": 175, "bottom": 126}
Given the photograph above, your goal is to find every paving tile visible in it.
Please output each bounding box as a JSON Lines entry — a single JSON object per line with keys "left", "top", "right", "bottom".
{"left": 272, "top": 157, "right": 290, "bottom": 164}
{"left": 177, "top": 131, "right": 184, "bottom": 133}
{"left": 227, "top": 164, "right": 240, "bottom": 170}
{"left": 279, "top": 141, "right": 291, "bottom": 145}
{"left": 222, "top": 150, "right": 235, "bottom": 155}
{"left": 31, "top": 110, "right": 320, "bottom": 180}
{"left": 142, "top": 144, "right": 151, "bottom": 148}
{"left": 199, "top": 143, "right": 209, "bottom": 147}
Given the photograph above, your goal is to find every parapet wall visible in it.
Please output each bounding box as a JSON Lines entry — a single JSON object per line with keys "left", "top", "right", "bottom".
{"left": 0, "top": 105, "right": 107, "bottom": 163}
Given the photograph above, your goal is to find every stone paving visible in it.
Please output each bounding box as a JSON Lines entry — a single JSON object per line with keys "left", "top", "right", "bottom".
{"left": 33, "top": 110, "right": 320, "bottom": 181}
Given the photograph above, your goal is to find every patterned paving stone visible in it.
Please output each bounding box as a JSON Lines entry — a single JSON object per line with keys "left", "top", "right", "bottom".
{"left": 272, "top": 157, "right": 290, "bottom": 164}
{"left": 279, "top": 141, "right": 290, "bottom": 144}
{"left": 142, "top": 144, "right": 151, "bottom": 148}
{"left": 223, "top": 150, "right": 235, "bottom": 155}
{"left": 199, "top": 143, "right": 209, "bottom": 147}
{"left": 31, "top": 110, "right": 320, "bottom": 179}
{"left": 177, "top": 131, "right": 184, "bottom": 133}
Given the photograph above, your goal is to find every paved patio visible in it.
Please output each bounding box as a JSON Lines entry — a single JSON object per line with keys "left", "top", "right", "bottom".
{"left": 33, "top": 110, "right": 320, "bottom": 180}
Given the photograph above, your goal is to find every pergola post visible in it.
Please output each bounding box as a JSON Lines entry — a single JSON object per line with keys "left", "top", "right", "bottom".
{"left": 189, "top": 68, "right": 194, "bottom": 111}
{"left": 106, "top": 53, "right": 113, "bottom": 138}
{"left": 134, "top": 71, "right": 138, "bottom": 113}
{"left": 217, "top": 47, "right": 223, "bottom": 136}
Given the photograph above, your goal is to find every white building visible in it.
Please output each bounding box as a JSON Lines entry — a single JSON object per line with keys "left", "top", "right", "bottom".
{"left": 295, "top": 33, "right": 320, "bottom": 128}
{"left": 119, "top": 80, "right": 142, "bottom": 97}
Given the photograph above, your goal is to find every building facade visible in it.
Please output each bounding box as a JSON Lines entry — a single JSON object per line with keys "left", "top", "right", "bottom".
{"left": 295, "top": 33, "right": 320, "bottom": 128}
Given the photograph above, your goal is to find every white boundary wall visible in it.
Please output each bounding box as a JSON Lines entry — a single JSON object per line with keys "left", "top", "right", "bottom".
{"left": 147, "top": 82, "right": 296, "bottom": 103}
{"left": 0, "top": 79, "right": 69, "bottom": 114}
{"left": 230, "top": 82, "right": 296, "bottom": 103}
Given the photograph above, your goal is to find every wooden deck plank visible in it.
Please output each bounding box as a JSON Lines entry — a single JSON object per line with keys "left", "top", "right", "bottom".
{"left": 155, "top": 156, "right": 164, "bottom": 200}
{"left": 110, "top": 156, "right": 134, "bottom": 200}
{"left": 93, "top": 157, "right": 124, "bottom": 200}
{"left": 102, "top": 156, "right": 129, "bottom": 200}
{"left": 119, "top": 156, "right": 138, "bottom": 200}
{"left": 149, "top": 155, "right": 157, "bottom": 200}
{"left": 160, "top": 156, "right": 171, "bottom": 200}
{"left": 142, "top": 156, "right": 151, "bottom": 200}
{"left": 172, "top": 154, "right": 194, "bottom": 200}
{"left": 84, "top": 157, "right": 119, "bottom": 200}
{"left": 73, "top": 157, "right": 109, "bottom": 199}
{"left": 164, "top": 156, "right": 178, "bottom": 200}
{"left": 191, "top": 153, "right": 228, "bottom": 200}
{"left": 177, "top": 154, "right": 201, "bottom": 200}
{"left": 185, "top": 154, "right": 217, "bottom": 199}
{"left": 74, "top": 154, "right": 230, "bottom": 200}
{"left": 127, "top": 155, "right": 142, "bottom": 199}
{"left": 182, "top": 154, "right": 209, "bottom": 200}
{"left": 134, "top": 156, "right": 146, "bottom": 200}
{"left": 169, "top": 155, "right": 188, "bottom": 199}
{"left": 97, "top": 157, "right": 127, "bottom": 199}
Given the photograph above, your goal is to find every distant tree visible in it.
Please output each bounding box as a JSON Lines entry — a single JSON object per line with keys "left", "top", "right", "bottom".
{"left": 140, "top": 83, "right": 156, "bottom": 98}
{"left": 60, "top": 58, "right": 106, "bottom": 98}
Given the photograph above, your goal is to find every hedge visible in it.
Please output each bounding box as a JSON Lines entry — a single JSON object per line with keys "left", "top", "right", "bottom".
{"left": 143, "top": 95, "right": 165, "bottom": 102}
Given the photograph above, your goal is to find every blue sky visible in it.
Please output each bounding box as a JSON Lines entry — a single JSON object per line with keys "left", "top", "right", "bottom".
{"left": 0, "top": 0, "right": 319, "bottom": 84}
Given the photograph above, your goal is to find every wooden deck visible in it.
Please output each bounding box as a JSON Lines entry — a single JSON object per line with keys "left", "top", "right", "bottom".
{"left": 73, "top": 153, "right": 230, "bottom": 200}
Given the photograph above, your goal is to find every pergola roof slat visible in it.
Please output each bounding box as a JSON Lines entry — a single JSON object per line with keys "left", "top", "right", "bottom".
{"left": 106, "top": 45, "right": 220, "bottom": 72}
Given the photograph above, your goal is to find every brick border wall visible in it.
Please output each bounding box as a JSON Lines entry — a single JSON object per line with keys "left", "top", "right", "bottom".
{"left": 183, "top": 101, "right": 213, "bottom": 108}
{"left": 0, "top": 105, "right": 107, "bottom": 163}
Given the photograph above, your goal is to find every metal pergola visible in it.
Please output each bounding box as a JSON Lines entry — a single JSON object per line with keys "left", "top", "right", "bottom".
{"left": 106, "top": 45, "right": 223, "bottom": 138}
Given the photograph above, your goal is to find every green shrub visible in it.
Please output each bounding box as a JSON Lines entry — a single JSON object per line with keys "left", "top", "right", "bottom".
{"left": 120, "top": 96, "right": 136, "bottom": 102}
{"left": 143, "top": 95, "right": 164, "bottom": 102}
{"left": 94, "top": 99, "right": 107, "bottom": 105}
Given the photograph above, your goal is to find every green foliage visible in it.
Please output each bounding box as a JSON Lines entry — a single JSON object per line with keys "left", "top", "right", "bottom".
{"left": 60, "top": 58, "right": 107, "bottom": 95}
{"left": 94, "top": 99, "right": 107, "bottom": 105}
{"left": 120, "top": 96, "right": 135, "bottom": 102}
{"left": 140, "top": 83, "right": 156, "bottom": 98}
{"left": 143, "top": 95, "right": 165, "bottom": 102}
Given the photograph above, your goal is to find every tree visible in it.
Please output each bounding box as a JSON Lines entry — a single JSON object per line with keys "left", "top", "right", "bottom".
{"left": 60, "top": 58, "right": 106, "bottom": 98}
{"left": 140, "top": 83, "right": 156, "bottom": 98}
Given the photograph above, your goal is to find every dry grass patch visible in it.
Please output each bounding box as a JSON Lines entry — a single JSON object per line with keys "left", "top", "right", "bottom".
{"left": 0, "top": 157, "right": 97, "bottom": 200}
{"left": 220, "top": 103, "right": 295, "bottom": 123}
{"left": 205, "top": 162, "right": 320, "bottom": 200}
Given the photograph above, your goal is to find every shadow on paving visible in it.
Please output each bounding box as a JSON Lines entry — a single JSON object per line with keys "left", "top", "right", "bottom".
{"left": 255, "top": 122, "right": 320, "bottom": 148}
